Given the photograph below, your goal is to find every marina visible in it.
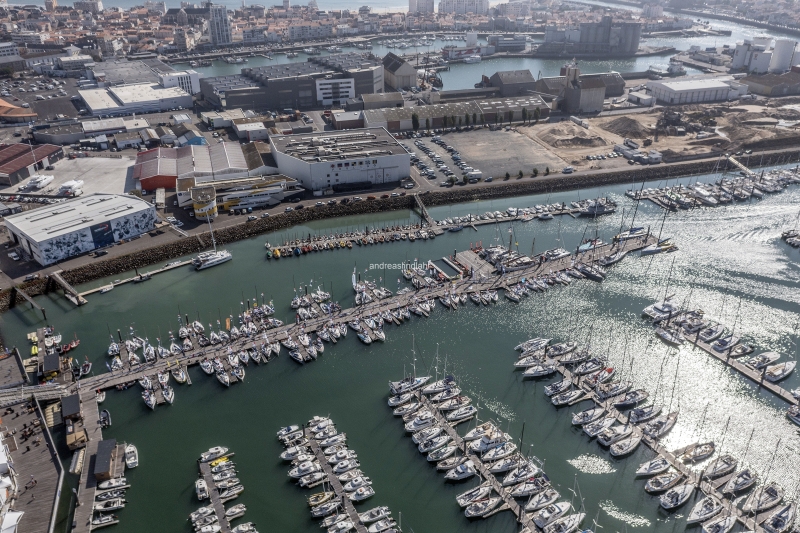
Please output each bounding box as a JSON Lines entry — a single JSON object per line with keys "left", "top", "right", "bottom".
{"left": 2, "top": 163, "right": 800, "bottom": 533}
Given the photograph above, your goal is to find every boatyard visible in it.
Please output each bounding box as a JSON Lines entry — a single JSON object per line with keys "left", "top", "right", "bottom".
{"left": 1, "top": 161, "right": 799, "bottom": 533}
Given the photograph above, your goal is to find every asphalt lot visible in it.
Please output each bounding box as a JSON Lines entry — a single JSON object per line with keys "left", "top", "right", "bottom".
{"left": 1, "top": 75, "right": 82, "bottom": 121}
{"left": 7, "top": 156, "right": 136, "bottom": 196}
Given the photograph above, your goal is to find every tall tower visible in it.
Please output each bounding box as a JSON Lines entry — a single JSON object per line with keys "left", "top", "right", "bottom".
{"left": 209, "top": 4, "right": 232, "bottom": 45}
{"left": 45, "top": 0, "right": 58, "bottom": 11}
{"left": 283, "top": 0, "right": 290, "bottom": 9}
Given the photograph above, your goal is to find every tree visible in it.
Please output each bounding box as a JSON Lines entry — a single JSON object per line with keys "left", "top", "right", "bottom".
{"left": 450, "top": 115, "right": 456, "bottom": 127}
{"left": 521, "top": 108, "right": 528, "bottom": 124}
{"left": 411, "top": 113, "right": 420, "bottom": 131}
{"left": 545, "top": 166, "right": 550, "bottom": 175}
{"left": 458, "top": 116, "right": 462, "bottom": 127}
{"left": 533, "top": 107, "right": 541, "bottom": 123}
{"left": 507, "top": 110, "right": 513, "bottom": 125}
{"left": 533, "top": 168, "right": 539, "bottom": 177}
{"left": 505, "top": 172, "right": 510, "bottom": 180}
{"left": 479, "top": 114, "right": 484, "bottom": 125}
{"left": 473, "top": 112, "right": 477, "bottom": 125}
{"left": 425, "top": 117, "right": 430, "bottom": 131}
{"left": 464, "top": 113, "right": 470, "bottom": 126}
{"left": 518, "top": 170, "right": 523, "bottom": 179}
{"left": 462, "top": 175, "right": 468, "bottom": 185}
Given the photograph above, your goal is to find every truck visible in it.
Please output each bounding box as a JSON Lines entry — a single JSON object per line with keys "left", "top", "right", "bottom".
{"left": 466, "top": 170, "right": 483, "bottom": 182}
{"left": 570, "top": 116, "right": 589, "bottom": 129}
{"left": 624, "top": 138, "right": 640, "bottom": 150}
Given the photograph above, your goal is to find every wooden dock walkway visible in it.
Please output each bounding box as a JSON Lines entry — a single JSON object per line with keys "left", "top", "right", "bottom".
{"left": 415, "top": 392, "right": 536, "bottom": 530}
{"left": 49, "top": 271, "right": 87, "bottom": 306}
{"left": 79, "top": 260, "right": 193, "bottom": 298}
{"left": 304, "top": 427, "right": 369, "bottom": 533}
{"left": 198, "top": 462, "right": 232, "bottom": 533}
{"left": 71, "top": 388, "right": 102, "bottom": 533}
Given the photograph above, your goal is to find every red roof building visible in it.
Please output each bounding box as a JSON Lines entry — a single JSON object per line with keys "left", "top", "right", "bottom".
{"left": 0, "top": 143, "right": 64, "bottom": 185}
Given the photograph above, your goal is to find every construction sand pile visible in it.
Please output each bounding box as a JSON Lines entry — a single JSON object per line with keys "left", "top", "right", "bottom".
{"left": 538, "top": 123, "right": 607, "bottom": 148}
{"left": 602, "top": 116, "right": 653, "bottom": 139}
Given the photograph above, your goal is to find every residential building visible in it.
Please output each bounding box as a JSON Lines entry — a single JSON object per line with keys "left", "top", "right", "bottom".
{"left": 159, "top": 70, "right": 202, "bottom": 95}
{"left": 11, "top": 31, "right": 49, "bottom": 45}
{"left": 408, "top": 0, "right": 434, "bottom": 13}
{"left": 437, "top": 0, "right": 489, "bottom": 15}
{"left": 0, "top": 42, "right": 18, "bottom": 57}
{"left": 287, "top": 21, "right": 334, "bottom": 41}
{"left": 73, "top": 0, "right": 103, "bottom": 13}
{"left": 209, "top": 4, "right": 233, "bottom": 46}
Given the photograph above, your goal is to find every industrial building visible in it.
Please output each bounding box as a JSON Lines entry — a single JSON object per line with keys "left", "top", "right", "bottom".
{"left": 488, "top": 70, "right": 537, "bottom": 96}
{"left": 533, "top": 64, "right": 626, "bottom": 113}
{"left": 200, "top": 53, "right": 383, "bottom": 111}
{"left": 177, "top": 175, "right": 298, "bottom": 214}
{"left": 539, "top": 16, "right": 642, "bottom": 57}
{"left": 646, "top": 77, "right": 749, "bottom": 104}
{"left": 78, "top": 83, "right": 192, "bottom": 116}
{"left": 0, "top": 144, "right": 64, "bottom": 186}
{"left": 4, "top": 193, "right": 157, "bottom": 266}
{"left": 382, "top": 53, "right": 416, "bottom": 90}
{"left": 33, "top": 117, "right": 151, "bottom": 145}
{"left": 741, "top": 70, "right": 800, "bottom": 96}
{"left": 269, "top": 128, "right": 410, "bottom": 192}
{"left": 731, "top": 37, "right": 797, "bottom": 74}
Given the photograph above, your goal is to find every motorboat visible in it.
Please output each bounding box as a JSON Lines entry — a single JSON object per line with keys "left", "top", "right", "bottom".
{"left": 525, "top": 488, "right": 560, "bottom": 512}
{"left": 190, "top": 506, "right": 214, "bottom": 522}
{"left": 288, "top": 461, "right": 321, "bottom": 479}
{"left": 701, "top": 513, "right": 736, "bottom": 533}
{"left": 225, "top": 503, "right": 247, "bottom": 519}
{"left": 659, "top": 483, "right": 694, "bottom": 509}
{"left": 277, "top": 425, "right": 300, "bottom": 439}
{"left": 533, "top": 502, "right": 571, "bottom": 529}
{"left": 543, "top": 513, "right": 585, "bottom": 533}
{"left": 404, "top": 411, "right": 435, "bottom": 432}
{"left": 196, "top": 479, "right": 209, "bottom": 500}
{"left": 124, "top": 444, "right": 138, "bottom": 468}
{"left": 231, "top": 524, "right": 256, "bottom": 533}
{"left": 446, "top": 405, "right": 477, "bottom": 423}
{"left": 635, "top": 457, "right": 670, "bottom": 476}
{"left": 464, "top": 496, "right": 502, "bottom": 518}
{"left": 687, "top": 495, "right": 723, "bottom": 524}
{"left": 98, "top": 478, "right": 126, "bottom": 490}
{"left": 463, "top": 422, "right": 496, "bottom": 441}
{"left": 219, "top": 484, "right": 244, "bottom": 499}
{"left": 348, "top": 486, "right": 375, "bottom": 502}
{"left": 762, "top": 502, "right": 796, "bottom": 533}
{"left": 311, "top": 501, "right": 341, "bottom": 518}
{"left": 444, "top": 460, "right": 477, "bottom": 481}
{"left": 298, "top": 472, "right": 325, "bottom": 488}
{"left": 703, "top": 455, "right": 738, "bottom": 479}
{"left": 343, "top": 476, "right": 372, "bottom": 492}
{"left": 456, "top": 482, "right": 493, "bottom": 507}
{"left": 142, "top": 389, "right": 156, "bottom": 409}
{"left": 359, "top": 506, "right": 391, "bottom": 524}
{"left": 645, "top": 471, "right": 683, "bottom": 493}
{"left": 680, "top": 441, "right": 715, "bottom": 463}
{"left": 328, "top": 450, "right": 358, "bottom": 464}
{"left": 367, "top": 518, "right": 396, "bottom": 533}
{"left": 96, "top": 489, "right": 125, "bottom": 501}
{"left": 764, "top": 361, "right": 795, "bottom": 382}
{"left": 642, "top": 300, "right": 681, "bottom": 322}
{"left": 333, "top": 460, "right": 360, "bottom": 474}
{"left": 610, "top": 434, "right": 642, "bottom": 456}
{"left": 94, "top": 498, "right": 125, "bottom": 511}
{"left": 437, "top": 395, "right": 472, "bottom": 411}
{"left": 741, "top": 483, "right": 784, "bottom": 513}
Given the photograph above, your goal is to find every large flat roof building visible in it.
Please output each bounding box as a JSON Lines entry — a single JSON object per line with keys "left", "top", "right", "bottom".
{"left": 200, "top": 53, "right": 383, "bottom": 111}
{"left": 4, "top": 193, "right": 157, "bottom": 266}
{"left": 270, "top": 128, "right": 410, "bottom": 192}
{"left": 646, "top": 77, "right": 748, "bottom": 104}
{"left": 79, "top": 83, "right": 192, "bottom": 116}
{"left": 0, "top": 143, "right": 64, "bottom": 186}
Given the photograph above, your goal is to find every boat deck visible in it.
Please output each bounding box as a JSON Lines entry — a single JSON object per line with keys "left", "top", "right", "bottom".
{"left": 198, "top": 461, "right": 233, "bottom": 533}
{"left": 304, "top": 427, "right": 369, "bottom": 533}
{"left": 71, "top": 389, "right": 102, "bottom": 533}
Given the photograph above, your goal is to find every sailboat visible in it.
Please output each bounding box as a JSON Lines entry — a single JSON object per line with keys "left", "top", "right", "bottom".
{"left": 193, "top": 216, "right": 232, "bottom": 270}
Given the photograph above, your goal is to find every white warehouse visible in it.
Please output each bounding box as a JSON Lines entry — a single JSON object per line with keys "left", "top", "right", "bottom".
{"left": 79, "top": 83, "right": 192, "bottom": 116}
{"left": 269, "top": 128, "right": 410, "bottom": 192}
{"left": 4, "top": 193, "right": 157, "bottom": 266}
{"left": 645, "top": 78, "right": 748, "bottom": 104}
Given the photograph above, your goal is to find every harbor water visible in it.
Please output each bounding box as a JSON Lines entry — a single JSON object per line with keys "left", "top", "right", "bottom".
{"left": 2, "top": 166, "right": 800, "bottom": 532}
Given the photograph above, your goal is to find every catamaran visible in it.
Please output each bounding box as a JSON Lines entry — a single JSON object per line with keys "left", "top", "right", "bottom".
{"left": 193, "top": 216, "right": 232, "bottom": 270}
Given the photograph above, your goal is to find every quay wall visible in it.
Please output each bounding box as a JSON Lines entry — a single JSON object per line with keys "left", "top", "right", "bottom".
{"left": 0, "top": 147, "right": 798, "bottom": 314}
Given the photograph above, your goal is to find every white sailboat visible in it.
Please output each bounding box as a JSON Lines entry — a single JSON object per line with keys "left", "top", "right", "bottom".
{"left": 194, "top": 216, "right": 232, "bottom": 270}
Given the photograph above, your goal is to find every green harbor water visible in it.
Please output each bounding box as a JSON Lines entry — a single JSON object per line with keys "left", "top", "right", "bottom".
{"left": 3, "top": 167, "right": 800, "bottom": 533}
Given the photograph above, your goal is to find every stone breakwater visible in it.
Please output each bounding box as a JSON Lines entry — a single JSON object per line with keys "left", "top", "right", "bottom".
{"left": 0, "top": 148, "right": 798, "bottom": 314}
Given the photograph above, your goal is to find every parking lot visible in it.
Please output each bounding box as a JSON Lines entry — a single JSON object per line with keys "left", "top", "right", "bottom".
{"left": 1, "top": 75, "right": 83, "bottom": 121}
